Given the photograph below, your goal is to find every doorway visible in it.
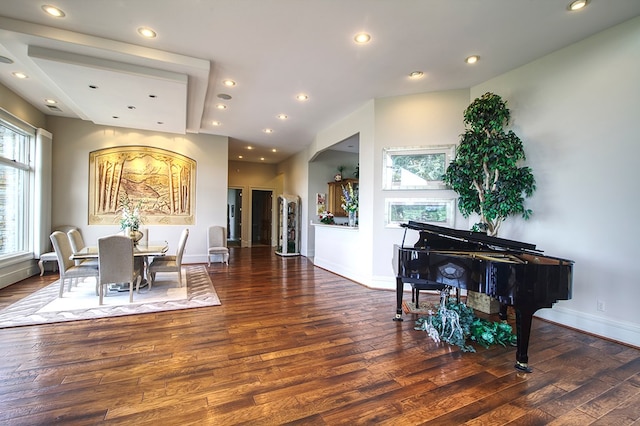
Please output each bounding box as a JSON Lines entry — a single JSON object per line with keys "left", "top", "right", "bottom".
{"left": 227, "top": 188, "right": 242, "bottom": 247}
{"left": 251, "top": 190, "right": 272, "bottom": 246}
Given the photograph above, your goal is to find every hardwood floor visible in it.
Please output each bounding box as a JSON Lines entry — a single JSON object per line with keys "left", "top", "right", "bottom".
{"left": 0, "top": 247, "right": 638, "bottom": 425}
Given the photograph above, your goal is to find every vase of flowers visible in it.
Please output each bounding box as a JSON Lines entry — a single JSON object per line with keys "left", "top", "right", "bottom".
{"left": 341, "top": 182, "right": 358, "bottom": 227}
{"left": 119, "top": 194, "right": 144, "bottom": 244}
{"left": 319, "top": 212, "right": 335, "bottom": 224}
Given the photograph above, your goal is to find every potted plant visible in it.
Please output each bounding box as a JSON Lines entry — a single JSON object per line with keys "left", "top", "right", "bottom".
{"left": 443, "top": 92, "right": 536, "bottom": 237}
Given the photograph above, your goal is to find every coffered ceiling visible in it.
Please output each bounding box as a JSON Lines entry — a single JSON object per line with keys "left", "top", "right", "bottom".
{"left": 0, "top": 1, "right": 639, "bottom": 163}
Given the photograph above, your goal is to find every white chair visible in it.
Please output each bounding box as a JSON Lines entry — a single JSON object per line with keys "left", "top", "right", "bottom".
{"left": 97, "top": 235, "right": 141, "bottom": 305}
{"left": 38, "top": 225, "right": 78, "bottom": 276}
{"left": 50, "top": 231, "right": 99, "bottom": 298}
{"left": 207, "top": 225, "right": 229, "bottom": 266}
{"left": 67, "top": 228, "right": 99, "bottom": 268}
{"left": 148, "top": 229, "right": 189, "bottom": 289}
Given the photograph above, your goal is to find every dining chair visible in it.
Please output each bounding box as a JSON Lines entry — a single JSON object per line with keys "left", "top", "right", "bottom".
{"left": 67, "top": 228, "right": 99, "bottom": 268}
{"left": 148, "top": 228, "right": 189, "bottom": 289}
{"left": 97, "top": 235, "right": 142, "bottom": 305}
{"left": 38, "top": 225, "right": 79, "bottom": 276}
{"left": 50, "top": 231, "right": 99, "bottom": 298}
{"left": 207, "top": 225, "right": 229, "bottom": 266}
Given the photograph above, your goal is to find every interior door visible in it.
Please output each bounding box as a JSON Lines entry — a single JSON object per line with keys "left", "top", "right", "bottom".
{"left": 251, "top": 190, "right": 272, "bottom": 246}
{"left": 227, "top": 188, "right": 242, "bottom": 247}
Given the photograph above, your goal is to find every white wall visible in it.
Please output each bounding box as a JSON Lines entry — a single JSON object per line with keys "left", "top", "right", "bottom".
{"left": 308, "top": 102, "right": 375, "bottom": 281}
{"left": 371, "top": 89, "right": 470, "bottom": 287}
{"left": 47, "top": 116, "right": 229, "bottom": 264}
{"left": 469, "top": 16, "right": 640, "bottom": 346}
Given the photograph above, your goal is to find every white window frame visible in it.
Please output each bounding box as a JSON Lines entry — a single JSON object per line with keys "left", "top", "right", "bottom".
{"left": 0, "top": 109, "right": 35, "bottom": 266}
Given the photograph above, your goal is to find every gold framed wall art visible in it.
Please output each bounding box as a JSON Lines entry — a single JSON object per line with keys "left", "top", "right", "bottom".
{"left": 89, "top": 146, "right": 196, "bottom": 226}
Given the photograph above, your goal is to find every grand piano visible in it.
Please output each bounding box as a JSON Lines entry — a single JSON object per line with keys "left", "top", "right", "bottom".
{"left": 393, "top": 221, "right": 573, "bottom": 372}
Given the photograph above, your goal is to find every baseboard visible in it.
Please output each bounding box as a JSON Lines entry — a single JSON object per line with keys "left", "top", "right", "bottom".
{"left": 535, "top": 306, "right": 640, "bottom": 349}
{"left": 0, "top": 261, "right": 40, "bottom": 289}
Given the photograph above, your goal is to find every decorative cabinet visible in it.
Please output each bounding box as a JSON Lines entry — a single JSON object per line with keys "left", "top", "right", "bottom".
{"left": 276, "top": 194, "right": 300, "bottom": 256}
{"left": 327, "top": 178, "right": 358, "bottom": 217}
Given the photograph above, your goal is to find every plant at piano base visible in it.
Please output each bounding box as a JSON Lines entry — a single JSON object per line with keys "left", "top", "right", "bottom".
{"left": 415, "top": 296, "right": 517, "bottom": 352}
{"left": 443, "top": 92, "right": 535, "bottom": 236}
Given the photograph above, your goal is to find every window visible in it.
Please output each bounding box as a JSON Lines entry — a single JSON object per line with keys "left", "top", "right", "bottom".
{"left": 382, "top": 145, "right": 455, "bottom": 190}
{"left": 0, "top": 112, "right": 33, "bottom": 260}
{"left": 385, "top": 198, "right": 455, "bottom": 228}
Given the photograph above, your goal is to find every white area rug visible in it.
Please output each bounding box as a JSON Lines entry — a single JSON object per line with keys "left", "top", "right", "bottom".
{"left": 0, "top": 265, "right": 221, "bottom": 328}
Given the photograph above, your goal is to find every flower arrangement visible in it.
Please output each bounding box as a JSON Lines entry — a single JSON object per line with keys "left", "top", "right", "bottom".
{"left": 118, "top": 194, "right": 142, "bottom": 231}
{"left": 319, "top": 211, "right": 335, "bottom": 224}
{"left": 341, "top": 182, "right": 358, "bottom": 213}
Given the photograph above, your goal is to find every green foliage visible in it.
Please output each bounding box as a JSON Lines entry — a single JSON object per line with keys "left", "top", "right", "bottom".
{"left": 443, "top": 92, "right": 536, "bottom": 235}
{"left": 414, "top": 298, "right": 517, "bottom": 352}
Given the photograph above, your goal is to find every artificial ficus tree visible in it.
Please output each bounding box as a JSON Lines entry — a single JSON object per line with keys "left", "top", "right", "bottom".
{"left": 443, "top": 92, "right": 535, "bottom": 236}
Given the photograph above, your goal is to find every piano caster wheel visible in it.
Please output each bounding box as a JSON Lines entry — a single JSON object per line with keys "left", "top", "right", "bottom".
{"left": 514, "top": 362, "right": 533, "bottom": 373}
{"left": 393, "top": 314, "right": 404, "bottom": 322}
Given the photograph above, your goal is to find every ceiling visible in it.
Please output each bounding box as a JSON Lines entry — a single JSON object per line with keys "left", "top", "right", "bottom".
{"left": 1, "top": 1, "right": 639, "bottom": 164}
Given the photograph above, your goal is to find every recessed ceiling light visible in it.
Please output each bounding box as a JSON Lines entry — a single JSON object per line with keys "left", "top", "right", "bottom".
{"left": 217, "top": 93, "right": 232, "bottom": 100}
{"left": 409, "top": 71, "right": 424, "bottom": 79}
{"left": 568, "top": 0, "right": 589, "bottom": 11}
{"left": 296, "top": 93, "right": 309, "bottom": 101}
{"left": 354, "top": 33, "right": 371, "bottom": 44}
{"left": 149, "top": 94, "right": 157, "bottom": 98}
{"left": 157, "top": 121, "right": 164, "bottom": 125}
{"left": 238, "top": 155, "right": 243, "bottom": 159}
{"left": 216, "top": 104, "right": 227, "bottom": 110}
{"left": 12, "top": 72, "right": 28, "bottom": 79}
{"left": 260, "top": 157, "right": 265, "bottom": 161}
{"left": 0, "top": 55, "right": 14, "bottom": 64}
{"left": 137, "top": 27, "right": 157, "bottom": 39}
{"left": 272, "top": 149, "right": 277, "bottom": 153}
{"left": 212, "top": 120, "right": 222, "bottom": 126}
{"left": 223, "top": 79, "right": 236, "bottom": 87}
{"left": 42, "top": 5, "right": 65, "bottom": 18}
{"left": 127, "top": 105, "right": 136, "bottom": 110}
{"left": 277, "top": 114, "right": 288, "bottom": 120}
{"left": 45, "top": 99, "right": 57, "bottom": 104}
{"left": 465, "top": 55, "right": 480, "bottom": 64}
{"left": 264, "top": 128, "right": 274, "bottom": 134}
{"left": 89, "top": 84, "right": 98, "bottom": 89}
{"left": 112, "top": 116, "right": 119, "bottom": 119}
{"left": 247, "top": 146, "right": 253, "bottom": 150}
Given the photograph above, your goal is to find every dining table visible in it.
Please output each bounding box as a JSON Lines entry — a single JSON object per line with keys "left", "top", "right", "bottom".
{"left": 71, "top": 240, "right": 169, "bottom": 291}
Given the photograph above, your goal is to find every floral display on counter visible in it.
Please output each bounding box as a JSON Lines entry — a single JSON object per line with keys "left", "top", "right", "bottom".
{"left": 319, "top": 212, "right": 335, "bottom": 224}
{"left": 341, "top": 182, "right": 358, "bottom": 213}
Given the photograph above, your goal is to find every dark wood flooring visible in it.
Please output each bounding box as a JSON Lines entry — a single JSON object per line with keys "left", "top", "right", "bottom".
{"left": 0, "top": 247, "right": 638, "bottom": 425}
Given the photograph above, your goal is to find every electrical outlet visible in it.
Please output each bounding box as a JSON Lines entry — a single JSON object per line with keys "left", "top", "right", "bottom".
{"left": 597, "top": 300, "right": 605, "bottom": 312}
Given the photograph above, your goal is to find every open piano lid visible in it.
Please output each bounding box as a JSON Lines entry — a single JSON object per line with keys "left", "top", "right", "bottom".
{"left": 402, "top": 221, "right": 542, "bottom": 254}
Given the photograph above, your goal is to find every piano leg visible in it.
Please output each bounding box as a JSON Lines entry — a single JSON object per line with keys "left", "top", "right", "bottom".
{"left": 394, "top": 277, "right": 404, "bottom": 321}
{"left": 499, "top": 303, "right": 508, "bottom": 320}
{"left": 514, "top": 306, "right": 535, "bottom": 373}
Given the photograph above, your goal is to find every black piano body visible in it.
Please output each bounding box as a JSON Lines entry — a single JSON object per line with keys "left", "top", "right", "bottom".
{"left": 394, "top": 221, "right": 573, "bottom": 372}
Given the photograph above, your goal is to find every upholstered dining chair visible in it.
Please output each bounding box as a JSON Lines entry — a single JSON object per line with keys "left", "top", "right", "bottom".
{"left": 50, "top": 231, "right": 99, "bottom": 298}
{"left": 207, "top": 225, "right": 229, "bottom": 266}
{"left": 148, "top": 228, "right": 189, "bottom": 289}
{"left": 97, "top": 235, "right": 141, "bottom": 305}
{"left": 67, "top": 228, "right": 99, "bottom": 268}
{"left": 38, "top": 225, "right": 79, "bottom": 276}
